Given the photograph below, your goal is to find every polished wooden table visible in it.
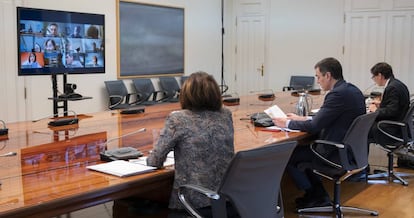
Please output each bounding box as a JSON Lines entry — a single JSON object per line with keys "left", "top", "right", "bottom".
{"left": 0, "top": 91, "right": 324, "bottom": 217}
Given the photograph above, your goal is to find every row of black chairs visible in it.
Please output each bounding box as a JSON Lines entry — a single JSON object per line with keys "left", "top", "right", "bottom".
{"left": 105, "top": 75, "right": 314, "bottom": 110}
{"left": 104, "top": 76, "right": 188, "bottom": 110}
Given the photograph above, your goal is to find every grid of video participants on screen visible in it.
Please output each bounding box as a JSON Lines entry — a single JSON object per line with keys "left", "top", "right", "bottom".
{"left": 19, "top": 21, "right": 104, "bottom": 69}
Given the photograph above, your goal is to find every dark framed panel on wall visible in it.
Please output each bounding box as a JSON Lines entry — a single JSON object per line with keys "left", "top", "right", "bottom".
{"left": 117, "top": 1, "right": 185, "bottom": 78}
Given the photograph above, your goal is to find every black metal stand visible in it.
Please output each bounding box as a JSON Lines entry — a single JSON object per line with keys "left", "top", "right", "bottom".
{"left": 51, "top": 74, "right": 69, "bottom": 117}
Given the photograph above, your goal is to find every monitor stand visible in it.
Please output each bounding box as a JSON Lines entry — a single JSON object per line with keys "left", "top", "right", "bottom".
{"left": 51, "top": 74, "right": 69, "bottom": 117}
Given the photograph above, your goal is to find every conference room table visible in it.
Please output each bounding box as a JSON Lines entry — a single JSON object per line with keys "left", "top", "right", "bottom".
{"left": 0, "top": 91, "right": 324, "bottom": 217}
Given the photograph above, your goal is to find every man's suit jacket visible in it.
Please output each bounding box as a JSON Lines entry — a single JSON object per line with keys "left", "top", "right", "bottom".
{"left": 289, "top": 80, "right": 366, "bottom": 143}
{"left": 377, "top": 78, "right": 410, "bottom": 121}
{"left": 371, "top": 77, "right": 410, "bottom": 144}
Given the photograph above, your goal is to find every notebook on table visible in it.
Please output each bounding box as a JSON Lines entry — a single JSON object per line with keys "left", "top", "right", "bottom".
{"left": 87, "top": 160, "right": 156, "bottom": 177}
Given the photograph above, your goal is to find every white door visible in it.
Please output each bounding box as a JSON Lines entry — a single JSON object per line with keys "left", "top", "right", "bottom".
{"left": 343, "top": 11, "right": 387, "bottom": 92}
{"left": 235, "top": 15, "right": 266, "bottom": 95}
{"left": 385, "top": 11, "right": 414, "bottom": 90}
{"left": 343, "top": 10, "right": 414, "bottom": 93}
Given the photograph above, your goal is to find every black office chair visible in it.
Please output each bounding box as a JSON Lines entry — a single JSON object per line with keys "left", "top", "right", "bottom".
{"left": 298, "top": 112, "right": 379, "bottom": 217}
{"left": 159, "top": 77, "right": 180, "bottom": 102}
{"left": 178, "top": 141, "right": 297, "bottom": 218}
{"left": 104, "top": 80, "right": 139, "bottom": 110}
{"left": 132, "top": 78, "right": 168, "bottom": 105}
{"left": 180, "top": 75, "right": 189, "bottom": 85}
{"left": 282, "top": 75, "right": 315, "bottom": 91}
{"left": 368, "top": 101, "right": 414, "bottom": 186}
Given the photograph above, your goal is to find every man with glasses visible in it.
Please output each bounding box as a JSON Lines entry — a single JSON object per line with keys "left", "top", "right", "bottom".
{"left": 368, "top": 62, "right": 410, "bottom": 146}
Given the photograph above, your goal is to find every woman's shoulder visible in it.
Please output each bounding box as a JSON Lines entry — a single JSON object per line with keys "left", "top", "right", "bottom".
{"left": 167, "top": 110, "right": 191, "bottom": 120}
{"left": 168, "top": 108, "right": 231, "bottom": 119}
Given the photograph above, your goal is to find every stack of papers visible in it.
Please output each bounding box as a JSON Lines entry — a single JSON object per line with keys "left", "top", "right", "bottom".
{"left": 86, "top": 160, "right": 156, "bottom": 177}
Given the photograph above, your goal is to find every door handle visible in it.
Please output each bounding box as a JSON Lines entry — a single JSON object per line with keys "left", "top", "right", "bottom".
{"left": 257, "top": 64, "right": 264, "bottom": 76}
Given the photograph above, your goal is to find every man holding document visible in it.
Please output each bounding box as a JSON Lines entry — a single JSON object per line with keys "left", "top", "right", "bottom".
{"left": 272, "top": 57, "right": 366, "bottom": 210}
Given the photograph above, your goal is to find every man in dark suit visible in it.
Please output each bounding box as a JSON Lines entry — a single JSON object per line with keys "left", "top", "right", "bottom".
{"left": 368, "top": 62, "right": 410, "bottom": 145}
{"left": 273, "top": 57, "right": 366, "bottom": 209}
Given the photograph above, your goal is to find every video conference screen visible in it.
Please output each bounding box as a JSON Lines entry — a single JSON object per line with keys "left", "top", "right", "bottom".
{"left": 17, "top": 7, "right": 105, "bottom": 76}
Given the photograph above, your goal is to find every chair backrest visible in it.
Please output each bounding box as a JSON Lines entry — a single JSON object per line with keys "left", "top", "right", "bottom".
{"left": 218, "top": 141, "right": 297, "bottom": 218}
{"left": 180, "top": 76, "right": 189, "bottom": 85}
{"left": 132, "top": 78, "right": 156, "bottom": 101}
{"left": 104, "top": 80, "right": 128, "bottom": 105}
{"left": 402, "top": 101, "right": 414, "bottom": 143}
{"left": 341, "top": 112, "right": 378, "bottom": 170}
{"left": 289, "top": 76, "right": 315, "bottom": 90}
{"left": 159, "top": 77, "right": 180, "bottom": 98}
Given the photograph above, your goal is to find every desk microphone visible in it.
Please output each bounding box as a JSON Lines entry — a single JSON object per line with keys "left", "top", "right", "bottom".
{"left": 100, "top": 128, "right": 146, "bottom": 161}
{"left": 222, "top": 92, "right": 240, "bottom": 106}
{"left": 362, "top": 83, "right": 378, "bottom": 97}
{"left": 119, "top": 106, "right": 146, "bottom": 115}
{"left": 250, "top": 89, "right": 275, "bottom": 101}
{"left": 32, "top": 110, "right": 79, "bottom": 126}
{"left": 0, "top": 152, "right": 17, "bottom": 157}
{"left": 104, "top": 128, "right": 147, "bottom": 146}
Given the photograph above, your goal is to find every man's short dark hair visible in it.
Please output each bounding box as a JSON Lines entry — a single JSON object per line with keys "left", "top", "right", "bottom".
{"left": 314, "top": 57, "right": 344, "bottom": 80}
{"left": 370, "top": 62, "right": 394, "bottom": 79}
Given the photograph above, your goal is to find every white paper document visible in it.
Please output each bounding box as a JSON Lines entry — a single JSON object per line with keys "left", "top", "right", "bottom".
{"left": 264, "top": 126, "right": 301, "bottom": 132}
{"left": 87, "top": 160, "right": 156, "bottom": 177}
{"left": 129, "top": 151, "right": 175, "bottom": 167}
{"left": 264, "top": 105, "right": 287, "bottom": 118}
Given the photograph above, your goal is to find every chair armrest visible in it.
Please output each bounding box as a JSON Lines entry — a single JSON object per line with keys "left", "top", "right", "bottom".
{"left": 310, "top": 140, "right": 344, "bottom": 169}
{"left": 178, "top": 184, "right": 221, "bottom": 218}
{"left": 179, "top": 184, "right": 220, "bottom": 200}
{"left": 282, "top": 86, "right": 293, "bottom": 91}
{"left": 125, "top": 92, "right": 141, "bottom": 105}
{"left": 108, "top": 95, "right": 124, "bottom": 109}
{"left": 314, "top": 139, "right": 345, "bottom": 149}
{"left": 377, "top": 120, "right": 406, "bottom": 143}
{"left": 152, "top": 90, "right": 166, "bottom": 101}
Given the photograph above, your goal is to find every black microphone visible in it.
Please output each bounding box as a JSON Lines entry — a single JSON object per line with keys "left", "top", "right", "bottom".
{"left": 100, "top": 128, "right": 146, "bottom": 161}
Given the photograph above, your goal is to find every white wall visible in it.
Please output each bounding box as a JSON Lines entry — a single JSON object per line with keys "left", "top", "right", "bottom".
{"left": 0, "top": 0, "right": 222, "bottom": 122}
{"left": 267, "top": 0, "right": 344, "bottom": 90}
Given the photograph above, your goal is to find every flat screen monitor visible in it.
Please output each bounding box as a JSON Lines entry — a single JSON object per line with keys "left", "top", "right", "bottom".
{"left": 17, "top": 7, "right": 105, "bottom": 76}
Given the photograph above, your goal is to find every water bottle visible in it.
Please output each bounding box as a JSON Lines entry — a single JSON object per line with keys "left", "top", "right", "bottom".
{"left": 295, "top": 92, "right": 312, "bottom": 116}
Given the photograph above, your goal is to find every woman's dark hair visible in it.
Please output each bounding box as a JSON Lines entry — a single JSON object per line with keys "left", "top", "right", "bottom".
{"left": 180, "top": 71, "right": 222, "bottom": 111}
{"left": 87, "top": 25, "right": 99, "bottom": 39}
{"left": 371, "top": 62, "right": 394, "bottom": 79}
{"left": 314, "top": 57, "right": 344, "bottom": 80}
{"left": 29, "top": 52, "right": 37, "bottom": 63}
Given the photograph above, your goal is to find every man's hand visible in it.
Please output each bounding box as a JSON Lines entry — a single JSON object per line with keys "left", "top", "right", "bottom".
{"left": 273, "top": 117, "right": 288, "bottom": 128}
